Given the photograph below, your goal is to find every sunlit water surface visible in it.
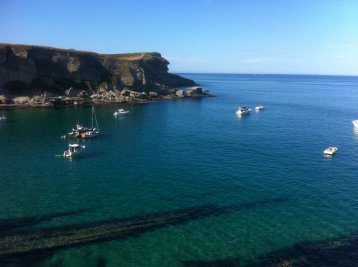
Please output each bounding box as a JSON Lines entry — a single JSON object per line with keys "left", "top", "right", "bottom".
{"left": 1, "top": 74, "right": 358, "bottom": 266}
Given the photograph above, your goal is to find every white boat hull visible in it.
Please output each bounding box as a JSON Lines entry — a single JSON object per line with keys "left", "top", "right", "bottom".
{"left": 114, "top": 110, "right": 129, "bottom": 116}
{"left": 236, "top": 109, "right": 251, "bottom": 116}
{"left": 63, "top": 145, "right": 85, "bottom": 158}
{"left": 353, "top": 120, "right": 358, "bottom": 128}
{"left": 323, "top": 147, "right": 338, "bottom": 155}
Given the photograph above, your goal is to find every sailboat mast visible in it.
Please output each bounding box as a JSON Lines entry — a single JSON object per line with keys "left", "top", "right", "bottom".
{"left": 92, "top": 106, "right": 99, "bottom": 131}
{"left": 91, "top": 107, "right": 94, "bottom": 128}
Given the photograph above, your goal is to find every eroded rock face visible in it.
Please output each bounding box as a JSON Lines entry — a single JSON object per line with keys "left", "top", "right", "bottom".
{"left": 0, "top": 95, "right": 11, "bottom": 104}
{"left": 187, "top": 86, "right": 205, "bottom": 96}
{"left": 0, "top": 44, "right": 196, "bottom": 96}
{"left": 176, "top": 89, "right": 186, "bottom": 98}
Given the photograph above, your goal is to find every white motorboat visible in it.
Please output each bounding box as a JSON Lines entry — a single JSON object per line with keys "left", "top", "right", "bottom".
{"left": 114, "top": 109, "right": 129, "bottom": 116}
{"left": 236, "top": 106, "right": 251, "bottom": 116}
{"left": 323, "top": 147, "right": 338, "bottom": 155}
{"left": 63, "top": 144, "right": 85, "bottom": 158}
{"left": 353, "top": 120, "right": 358, "bottom": 128}
{"left": 255, "top": 105, "right": 264, "bottom": 111}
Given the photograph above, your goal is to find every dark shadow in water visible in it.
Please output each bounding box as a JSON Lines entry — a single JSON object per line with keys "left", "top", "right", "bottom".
{"left": 0, "top": 197, "right": 288, "bottom": 266}
{"left": 97, "top": 256, "right": 107, "bottom": 267}
{"left": 184, "top": 233, "right": 358, "bottom": 267}
{"left": 159, "top": 191, "right": 216, "bottom": 202}
{"left": 183, "top": 257, "right": 241, "bottom": 267}
{"left": 0, "top": 209, "right": 88, "bottom": 237}
{"left": 242, "top": 233, "right": 358, "bottom": 267}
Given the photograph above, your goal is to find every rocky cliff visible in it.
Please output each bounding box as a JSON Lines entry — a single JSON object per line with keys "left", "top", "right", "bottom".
{"left": 0, "top": 44, "right": 196, "bottom": 96}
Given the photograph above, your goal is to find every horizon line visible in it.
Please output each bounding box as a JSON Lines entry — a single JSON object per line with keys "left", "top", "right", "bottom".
{"left": 173, "top": 72, "right": 358, "bottom": 78}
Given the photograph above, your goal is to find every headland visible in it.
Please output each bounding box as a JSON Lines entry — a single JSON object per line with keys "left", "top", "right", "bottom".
{"left": 0, "top": 44, "right": 211, "bottom": 108}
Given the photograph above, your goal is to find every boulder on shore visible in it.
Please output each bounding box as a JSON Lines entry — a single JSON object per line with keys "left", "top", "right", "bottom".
{"left": 176, "top": 90, "right": 186, "bottom": 98}
{"left": 187, "top": 86, "right": 204, "bottom": 96}
{"left": 13, "top": 96, "right": 31, "bottom": 105}
{"left": 0, "top": 95, "right": 11, "bottom": 104}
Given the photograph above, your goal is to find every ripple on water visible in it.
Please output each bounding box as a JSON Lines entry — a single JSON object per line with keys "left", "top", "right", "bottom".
{"left": 1, "top": 74, "right": 358, "bottom": 266}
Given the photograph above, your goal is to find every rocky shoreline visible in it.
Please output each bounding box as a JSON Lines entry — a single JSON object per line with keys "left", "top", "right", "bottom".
{"left": 1, "top": 44, "right": 208, "bottom": 108}
{"left": 0, "top": 86, "right": 212, "bottom": 108}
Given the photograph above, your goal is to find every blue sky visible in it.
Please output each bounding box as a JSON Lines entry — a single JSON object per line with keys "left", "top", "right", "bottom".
{"left": 1, "top": 0, "right": 358, "bottom": 75}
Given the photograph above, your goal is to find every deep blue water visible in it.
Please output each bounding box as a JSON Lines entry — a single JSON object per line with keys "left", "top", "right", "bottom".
{"left": 0, "top": 74, "right": 358, "bottom": 266}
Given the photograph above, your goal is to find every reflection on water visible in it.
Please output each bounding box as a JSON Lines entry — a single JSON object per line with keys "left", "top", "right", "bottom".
{"left": 63, "top": 151, "right": 105, "bottom": 162}
{"left": 323, "top": 154, "right": 333, "bottom": 160}
{"left": 353, "top": 127, "right": 358, "bottom": 142}
{"left": 236, "top": 113, "right": 251, "bottom": 121}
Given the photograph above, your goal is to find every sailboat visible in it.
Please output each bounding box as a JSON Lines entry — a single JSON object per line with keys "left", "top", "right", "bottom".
{"left": 82, "top": 106, "right": 99, "bottom": 138}
{"left": 68, "top": 106, "right": 99, "bottom": 138}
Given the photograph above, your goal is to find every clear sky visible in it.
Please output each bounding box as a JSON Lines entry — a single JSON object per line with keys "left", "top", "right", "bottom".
{"left": 1, "top": 0, "right": 358, "bottom": 75}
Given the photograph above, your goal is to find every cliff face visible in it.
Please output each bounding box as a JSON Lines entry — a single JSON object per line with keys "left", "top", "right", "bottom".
{"left": 0, "top": 44, "right": 195, "bottom": 95}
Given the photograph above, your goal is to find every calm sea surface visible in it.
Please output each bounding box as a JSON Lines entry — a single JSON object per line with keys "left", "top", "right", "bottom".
{"left": 1, "top": 74, "right": 358, "bottom": 266}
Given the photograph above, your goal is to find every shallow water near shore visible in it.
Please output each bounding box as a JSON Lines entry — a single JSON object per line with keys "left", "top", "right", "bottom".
{"left": 1, "top": 74, "right": 358, "bottom": 266}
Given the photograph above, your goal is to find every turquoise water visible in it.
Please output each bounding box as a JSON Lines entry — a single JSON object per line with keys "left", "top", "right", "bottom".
{"left": 1, "top": 74, "right": 358, "bottom": 266}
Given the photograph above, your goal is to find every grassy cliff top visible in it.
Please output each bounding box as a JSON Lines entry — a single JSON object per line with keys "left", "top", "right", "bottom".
{"left": 0, "top": 43, "right": 161, "bottom": 61}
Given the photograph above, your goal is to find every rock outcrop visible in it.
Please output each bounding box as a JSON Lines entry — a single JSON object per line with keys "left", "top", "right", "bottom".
{"left": 0, "top": 44, "right": 196, "bottom": 96}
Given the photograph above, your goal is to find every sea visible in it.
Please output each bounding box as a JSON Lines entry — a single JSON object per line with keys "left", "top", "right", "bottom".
{"left": 0, "top": 74, "right": 358, "bottom": 266}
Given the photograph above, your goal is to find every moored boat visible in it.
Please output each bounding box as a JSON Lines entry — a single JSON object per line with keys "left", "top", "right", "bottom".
{"left": 68, "top": 107, "right": 99, "bottom": 138}
{"left": 114, "top": 109, "right": 129, "bottom": 116}
{"left": 255, "top": 105, "right": 264, "bottom": 111}
{"left": 63, "top": 144, "right": 85, "bottom": 158}
{"left": 82, "top": 128, "right": 99, "bottom": 138}
{"left": 236, "top": 106, "right": 251, "bottom": 116}
{"left": 353, "top": 120, "right": 358, "bottom": 128}
{"left": 0, "top": 115, "right": 6, "bottom": 121}
{"left": 323, "top": 146, "right": 338, "bottom": 155}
